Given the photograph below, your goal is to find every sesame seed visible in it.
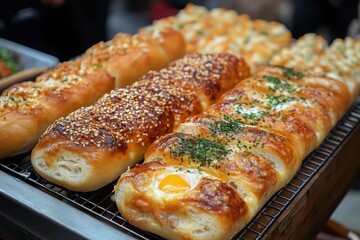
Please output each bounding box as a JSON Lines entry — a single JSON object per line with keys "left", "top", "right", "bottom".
{"left": 40, "top": 53, "right": 242, "bottom": 153}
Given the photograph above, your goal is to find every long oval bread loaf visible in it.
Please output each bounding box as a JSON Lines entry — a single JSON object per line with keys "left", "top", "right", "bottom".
{"left": 31, "top": 53, "right": 250, "bottom": 192}
{"left": 81, "top": 27, "right": 185, "bottom": 88}
{"left": 0, "top": 27, "right": 185, "bottom": 158}
{"left": 114, "top": 65, "right": 353, "bottom": 240}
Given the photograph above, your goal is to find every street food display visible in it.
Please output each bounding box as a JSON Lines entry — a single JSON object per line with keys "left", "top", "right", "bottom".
{"left": 0, "top": 3, "right": 360, "bottom": 240}
{"left": 31, "top": 53, "right": 249, "bottom": 192}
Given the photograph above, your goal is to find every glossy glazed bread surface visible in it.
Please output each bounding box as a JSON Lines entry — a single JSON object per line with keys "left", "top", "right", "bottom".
{"left": 31, "top": 53, "right": 250, "bottom": 192}
{"left": 115, "top": 65, "right": 352, "bottom": 240}
{"left": 0, "top": 27, "right": 185, "bottom": 158}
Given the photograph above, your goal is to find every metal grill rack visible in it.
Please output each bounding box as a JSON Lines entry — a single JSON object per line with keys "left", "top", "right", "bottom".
{"left": 1, "top": 97, "right": 360, "bottom": 240}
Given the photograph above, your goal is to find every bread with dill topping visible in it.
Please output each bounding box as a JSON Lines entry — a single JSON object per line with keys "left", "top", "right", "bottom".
{"left": 31, "top": 53, "right": 250, "bottom": 192}
{"left": 114, "top": 65, "right": 352, "bottom": 240}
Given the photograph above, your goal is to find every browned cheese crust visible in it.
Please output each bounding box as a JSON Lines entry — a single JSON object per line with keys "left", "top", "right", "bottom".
{"left": 31, "top": 53, "right": 250, "bottom": 192}
{"left": 115, "top": 65, "right": 352, "bottom": 240}
{"left": 152, "top": 4, "right": 292, "bottom": 71}
{"left": 118, "top": 161, "right": 248, "bottom": 240}
{"left": 0, "top": 27, "right": 185, "bottom": 159}
{"left": 269, "top": 34, "right": 360, "bottom": 101}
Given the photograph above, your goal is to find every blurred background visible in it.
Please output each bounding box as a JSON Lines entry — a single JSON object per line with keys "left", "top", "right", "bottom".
{"left": 0, "top": 0, "right": 359, "bottom": 235}
{"left": 0, "top": 0, "right": 360, "bottom": 61}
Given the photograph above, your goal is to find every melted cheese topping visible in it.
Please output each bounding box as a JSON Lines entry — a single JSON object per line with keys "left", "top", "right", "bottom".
{"left": 270, "top": 34, "right": 360, "bottom": 97}
{"left": 0, "top": 61, "right": 90, "bottom": 112}
{"left": 152, "top": 4, "right": 292, "bottom": 71}
{"left": 0, "top": 83, "right": 43, "bottom": 110}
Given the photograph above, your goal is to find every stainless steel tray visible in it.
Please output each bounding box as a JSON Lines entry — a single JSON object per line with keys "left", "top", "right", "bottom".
{"left": 0, "top": 38, "right": 58, "bottom": 91}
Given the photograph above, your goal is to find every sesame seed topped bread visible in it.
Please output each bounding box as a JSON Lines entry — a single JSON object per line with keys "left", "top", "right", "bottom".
{"left": 151, "top": 4, "right": 292, "bottom": 71}
{"left": 114, "top": 65, "right": 352, "bottom": 240}
{"left": 31, "top": 53, "right": 250, "bottom": 192}
{"left": 0, "top": 27, "right": 185, "bottom": 159}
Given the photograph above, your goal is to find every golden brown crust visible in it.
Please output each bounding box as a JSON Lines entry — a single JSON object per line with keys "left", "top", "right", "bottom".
{"left": 173, "top": 115, "right": 301, "bottom": 173}
{"left": 137, "top": 26, "right": 186, "bottom": 64}
{"left": 146, "top": 129, "right": 280, "bottom": 201}
{"left": 133, "top": 53, "right": 249, "bottom": 124}
{"left": 0, "top": 104, "right": 46, "bottom": 158}
{"left": 81, "top": 27, "right": 185, "bottom": 88}
{"left": 31, "top": 53, "right": 250, "bottom": 192}
{"left": 116, "top": 161, "right": 248, "bottom": 240}
{"left": 152, "top": 4, "right": 292, "bottom": 71}
{"left": 115, "top": 65, "right": 353, "bottom": 239}
{"left": 31, "top": 87, "right": 174, "bottom": 191}
{"left": 1, "top": 28, "right": 185, "bottom": 159}
{"left": 270, "top": 34, "right": 360, "bottom": 100}
{"left": 0, "top": 60, "right": 114, "bottom": 158}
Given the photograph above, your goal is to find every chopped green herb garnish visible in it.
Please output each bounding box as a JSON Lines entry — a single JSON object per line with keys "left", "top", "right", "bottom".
{"left": 176, "top": 23, "right": 185, "bottom": 29}
{"left": 274, "top": 65, "right": 304, "bottom": 80}
{"left": 208, "top": 116, "right": 244, "bottom": 136}
{"left": 197, "top": 30, "right": 204, "bottom": 36}
{"left": 92, "top": 63, "right": 102, "bottom": 69}
{"left": 170, "top": 134, "right": 231, "bottom": 167}
{"left": 263, "top": 75, "right": 299, "bottom": 93}
{"left": 241, "top": 110, "right": 270, "bottom": 125}
{"left": 236, "top": 139, "right": 266, "bottom": 151}
{"left": 264, "top": 75, "right": 281, "bottom": 86}
{"left": 265, "top": 94, "right": 296, "bottom": 109}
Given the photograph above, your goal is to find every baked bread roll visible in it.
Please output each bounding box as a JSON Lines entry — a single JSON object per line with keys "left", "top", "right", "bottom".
{"left": 114, "top": 65, "right": 352, "bottom": 240}
{"left": 0, "top": 27, "right": 185, "bottom": 159}
{"left": 0, "top": 60, "right": 114, "bottom": 159}
{"left": 270, "top": 33, "right": 360, "bottom": 101}
{"left": 152, "top": 4, "right": 292, "bottom": 71}
{"left": 31, "top": 53, "right": 250, "bottom": 192}
{"left": 81, "top": 27, "right": 185, "bottom": 88}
